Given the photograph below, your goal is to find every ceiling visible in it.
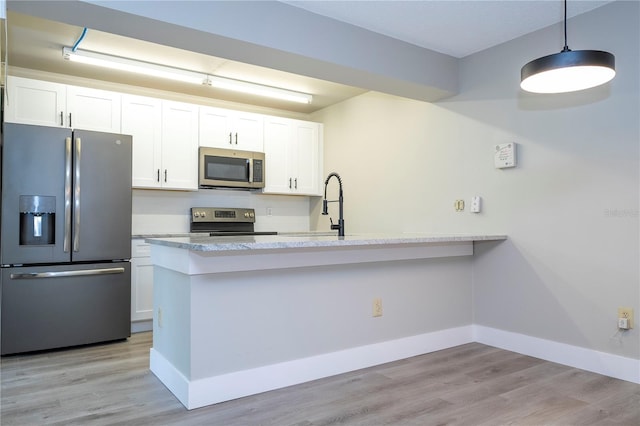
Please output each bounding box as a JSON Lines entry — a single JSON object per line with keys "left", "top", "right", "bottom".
{"left": 282, "top": 1, "right": 613, "bottom": 58}
{"left": 4, "top": 1, "right": 613, "bottom": 114}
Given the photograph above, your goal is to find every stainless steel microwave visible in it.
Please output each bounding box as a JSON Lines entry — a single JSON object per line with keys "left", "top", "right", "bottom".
{"left": 198, "top": 147, "right": 265, "bottom": 190}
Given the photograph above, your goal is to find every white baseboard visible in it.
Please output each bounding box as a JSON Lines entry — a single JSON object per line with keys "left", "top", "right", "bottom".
{"left": 151, "top": 325, "right": 640, "bottom": 410}
{"left": 151, "top": 326, "right": 474, "bottom": 410}
{"left": 473, "top": 325, "right": 640, "bottom": 384}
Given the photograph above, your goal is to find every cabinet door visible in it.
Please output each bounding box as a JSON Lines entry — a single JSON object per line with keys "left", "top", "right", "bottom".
{"left": 66, "top": 85, "right": 121, "bottom": 132}
{"left": 199, "top": 107, "right": 264, "bottom": 151}
{"left": 161, "top": 101, "right": 199, "bottom": 190}
{"left": 122, "top": 94, "right": 163, "bottom": 189}
{"left": 263, "top": 117, "right": 295, "bottom": 194}
{"left": 233, "top": 112, "right": 264, "bottom": 152}
{"left": 131, "top": 240, "right": 153, "bottom": 322}
{"left": 293, "top": 121, "right": 321, "bottom": 196}
{"left": 199, "top": 106, "right": 234, "bottom": 148}
{"left": 4, "top": 76, "right": 66, "bottom": 127}
{"left": 263, "top": 118, "right": 322, "bottom": 196}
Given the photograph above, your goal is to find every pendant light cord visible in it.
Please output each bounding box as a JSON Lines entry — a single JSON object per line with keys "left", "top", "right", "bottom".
{"left": 562, "top": 0, "right": 570, "bottom": 52}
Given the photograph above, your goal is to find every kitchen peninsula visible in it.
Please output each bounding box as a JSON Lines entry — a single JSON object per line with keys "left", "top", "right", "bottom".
{"left": 146, "top": 233, "right": 506, "bottom": 409}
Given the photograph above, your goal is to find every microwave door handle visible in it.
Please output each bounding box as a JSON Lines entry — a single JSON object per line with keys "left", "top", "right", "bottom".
{"left": 248, "top": 158, "right": 254, "bottom": 183}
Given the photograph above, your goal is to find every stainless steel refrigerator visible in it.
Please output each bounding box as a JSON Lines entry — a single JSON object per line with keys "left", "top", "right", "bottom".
{"left": 1, "top": 123, "right": 132, "bottom": 355}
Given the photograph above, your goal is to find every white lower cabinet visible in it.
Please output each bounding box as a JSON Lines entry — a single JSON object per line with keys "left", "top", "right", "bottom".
{"left": 131, "top": 240, "right": 153, "bottom": 322}
{"left": 263, "top": 117, "right": 322, "bottom": 196}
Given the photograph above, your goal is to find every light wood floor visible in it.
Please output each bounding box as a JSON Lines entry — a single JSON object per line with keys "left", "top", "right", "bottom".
{"left": 1, "top": 332, "right": 639, "bottom": 425}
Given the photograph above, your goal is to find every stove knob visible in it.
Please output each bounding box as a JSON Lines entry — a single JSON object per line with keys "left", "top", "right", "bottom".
{"left": 200, "top": 211, "right": 207, "bottom": 219}
{"left": 194, "top": 212, "right": 200, "bottom": 218}
{"left": 250, "top": 212, "right": 255, "bottom": 218}
{"left": 244, "top": 212, "right": 250, "bottom": 218}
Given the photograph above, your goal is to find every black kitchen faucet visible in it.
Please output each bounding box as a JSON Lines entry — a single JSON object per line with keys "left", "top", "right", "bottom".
{"left": 322, "top": 172, "right": 345, "bottom": 237}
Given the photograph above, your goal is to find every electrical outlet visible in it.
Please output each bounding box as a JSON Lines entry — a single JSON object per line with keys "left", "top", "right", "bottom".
{"left": 158, "top": 307, "right": 163, "bottom": 328}
{"left": 618, "top": 307, "right": 634, "bottom": 329}
{"left": 470, "top": 196, "right": 482, "bottom": 213}
{"left": 454, "top": 200, "right": 465, "bottom": 212}
{"left": 373, "top": 298, "right": 383, "bottom": 317}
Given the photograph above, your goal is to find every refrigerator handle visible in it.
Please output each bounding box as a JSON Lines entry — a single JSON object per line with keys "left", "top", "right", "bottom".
{"left": 64, "top": 137, "right": 72, "bottom": 253}
{"left": 10, "top": 267, "right": 126, "bottom": 280}
{"left": 73, "top": 137, "right": 82, "bottom": 252}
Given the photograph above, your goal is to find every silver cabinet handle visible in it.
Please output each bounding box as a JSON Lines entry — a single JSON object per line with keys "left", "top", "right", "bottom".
{"left": 235, "top": 132, "right": 238, "bottom": 144}
{"left": 60, "top": 111, "right": 64, "bottom": 126}
{"left": 64, "top": 137, "right": 72, "bottom": 253}
{"left": 229, "top": 132, "right": 232, "bottom": 145}
{"left": 68, "top": 113, "right": 72, "bottom": 128}
{"left": 164, "top": 169, "right": 168, "bottom": 182}
{"left": 289, "top": 178, "right": 292, "bottom": 189}
{"left": 73, "top": 137, "right": 81, "bottom": 252}
{"left": 10, "top": 267, "right": 125, "bottom": 280}
{"left": 295, "top": 178, "right": 298, "bottom": 189}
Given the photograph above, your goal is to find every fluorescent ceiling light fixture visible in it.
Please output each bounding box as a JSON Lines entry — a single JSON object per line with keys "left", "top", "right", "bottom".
{"left": 207, "top": 76, "right": 312, "bottom": 104}
{"left": 520, "top": 0, "right": 615, "bottom": 94}
{"left": 62, "top": 47, "right": 313, "bottom": 103}
{"left": 63, "top": 47, "right": 207, "bottom": 85}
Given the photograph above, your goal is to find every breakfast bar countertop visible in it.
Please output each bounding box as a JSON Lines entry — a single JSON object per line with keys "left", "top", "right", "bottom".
{"left": 145, "top": 233, "right": 508, "bottom": 252}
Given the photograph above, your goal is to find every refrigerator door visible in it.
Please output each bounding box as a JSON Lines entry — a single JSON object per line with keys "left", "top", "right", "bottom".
{"left": 1, "top": 123, "right": 73, "bottom": 265}
{"left": 1, "top": 262, "right": 131, "bottom": 355}
{"left": 71, "top": 130, "right": 132, "bottom": 262}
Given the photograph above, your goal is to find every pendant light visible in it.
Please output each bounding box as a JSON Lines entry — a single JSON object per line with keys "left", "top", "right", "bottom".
{"left": 520, "top": 0, "right": 615, "bottom": 93}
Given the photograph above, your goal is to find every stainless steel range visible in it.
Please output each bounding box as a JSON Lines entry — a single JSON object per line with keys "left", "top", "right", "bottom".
{"left": 190, "top": 207, "right": 277, "bottom": 236}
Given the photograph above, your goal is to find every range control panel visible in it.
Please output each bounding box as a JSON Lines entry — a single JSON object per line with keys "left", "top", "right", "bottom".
{"left": 191, "top": 207, "right": 256, "bottom": 223}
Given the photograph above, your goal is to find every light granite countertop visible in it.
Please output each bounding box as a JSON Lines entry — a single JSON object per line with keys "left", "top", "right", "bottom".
{"left": 145, "top": 233, "right": 507, "bottom": 252}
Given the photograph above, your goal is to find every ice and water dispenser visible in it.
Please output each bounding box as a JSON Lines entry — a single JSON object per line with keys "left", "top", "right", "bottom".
{"left": 19, "top": 195, "right": 56, "bottom": 245}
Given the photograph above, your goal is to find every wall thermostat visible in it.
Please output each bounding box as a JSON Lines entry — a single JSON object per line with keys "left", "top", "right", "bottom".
{"left": 494, "top": 143, "right": 517, "bottom": 169}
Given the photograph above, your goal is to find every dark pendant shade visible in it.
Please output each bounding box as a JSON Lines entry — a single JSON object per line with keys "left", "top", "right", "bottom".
{"left": 520, "top": 49, "right": 616, "bottom": 93}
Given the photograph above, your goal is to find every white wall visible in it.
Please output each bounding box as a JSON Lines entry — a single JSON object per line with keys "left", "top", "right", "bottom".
{"left": 312, "top": 1, "right": 639, "bottom": 360}
{"left": 132, "top": 189, "right": 311, "bottom": 235}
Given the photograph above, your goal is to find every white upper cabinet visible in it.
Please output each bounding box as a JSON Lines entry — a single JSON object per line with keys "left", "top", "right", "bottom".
{"left": 5, "top": 76, "right": 121, "bottom": 133}
{"left": 121, "top": 94, "right": 163, "bottom": 189}
{"left": 66, "top": 85, "right": 121, "bottom": 133}
{"left": 199, "top": 106, "right": 264, "bottom": 152}
{"left": 263, "top": 117, "right": 322, "bottom": 196}
{"left": 161, "top": 100, "right": 199, "bottom": 190}
{"left": 4, "top": 76, "right": 66, "bottom": 127}
{"left": 123, "top": 95, "right": 198, "bottom": 191}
